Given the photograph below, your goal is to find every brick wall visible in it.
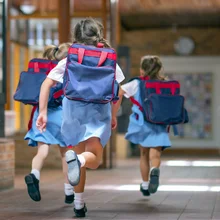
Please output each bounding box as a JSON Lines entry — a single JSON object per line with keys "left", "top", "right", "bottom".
{"left": 0, "top": 139, "right": 15, "bottom": 191}
{"left": 121, "top": 28, "right": 220, "bottom": 75}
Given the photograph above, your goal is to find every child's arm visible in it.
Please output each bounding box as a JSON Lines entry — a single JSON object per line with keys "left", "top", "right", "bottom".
{"left": 111, "top": 81, "right": 138, "bottom": 129}
{"left": 36, "top": 78, "right": 57, "bottom": 132}
{"left": 36, "top": 58, "right": 66, "bottom": 132}
{"left": 111, "top": 87, "right": 124, "bottom": 129}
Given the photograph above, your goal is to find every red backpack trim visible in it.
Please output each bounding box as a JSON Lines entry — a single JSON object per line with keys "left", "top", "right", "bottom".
{"left": 68, "top": 48, "right": 117, "bottom": 61}
{"left": 28, "top": 62, "right": 57, "bottom": 74}
{"left": 130, "top": 97, "right": 143, "bottom": 112}
{"left": 129, "top": 77, "right": 144, "bottom": 111}
{"left": 28, "top": 106, "right": 37, "bottom": 130}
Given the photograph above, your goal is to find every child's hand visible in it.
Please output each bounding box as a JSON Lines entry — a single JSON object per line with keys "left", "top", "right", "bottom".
{"left": 36, "top": 113, "right": 47, "bottom": 133}
{"left": 111, "top": 116, "right": 117, "bottom": 130}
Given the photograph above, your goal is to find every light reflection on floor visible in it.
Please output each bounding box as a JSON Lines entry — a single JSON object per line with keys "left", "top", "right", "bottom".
{"left": 162, "top": 160, "right": 220, "bottom": 167}
{"left": 86, "top": 159, "right": 220, "bottom": 192}
{"left": 86, "top": 184, "right": 220, "bottom": 192}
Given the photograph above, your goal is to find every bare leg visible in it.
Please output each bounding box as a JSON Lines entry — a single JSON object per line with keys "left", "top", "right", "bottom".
{"left": 73, "top": 142, "right": 86, "bottom": 193}
{"left": 32, "top": 142, "right": 49, "bottom": 172}
{"left": 149, "top": 147, "right": 162, "bottom": 168}
{"left": 148, "top": 147, "right": 162, "bottom": 194}
{"left": 65, "top": 138, "right": 103, "bottom": 214}
{"left": 72, "top": 143, "right": 86, "bottom": 211}
{"left": 140, "top": 147, "right": 150, "bottom": 182}
{"left": 81, "top": 137, "right": 103, "bottom": 169}
{"left": 59, "top": 146, "right": 70, "bottom": 184}
{"left": 66, "top": 137, "right": 103, "bottom": 187}
{"left": 25, "top": 142, "right": 49, "bottom": 202}
{"left": 139, "top": 147, "right": 150, "bottom": 196}
{"left": 59, "top": 146, "right": 75, "bottom": 203}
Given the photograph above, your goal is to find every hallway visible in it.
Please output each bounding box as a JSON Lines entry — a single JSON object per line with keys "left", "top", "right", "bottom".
{"left": 0, "top": 157, "right": 220, "bottom": 220}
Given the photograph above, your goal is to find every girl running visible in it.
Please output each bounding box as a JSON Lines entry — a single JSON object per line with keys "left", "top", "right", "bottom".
{"left": 36, "top": 18, "right": 125, "bottom": 217}
{"left": 120, "top": 56, "right": 171, "bottom": 196}
{"left": 24, "top": 43, "right": 74, "bottom": 204}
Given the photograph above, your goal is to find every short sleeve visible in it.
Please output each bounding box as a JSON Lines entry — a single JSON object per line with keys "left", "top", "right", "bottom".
{"left": 47, "top": 58, "right": 67, "bottom": 83}
{"left": 115, "top": 64, "right": 125, "bottom": 84}
{"left": 121, "top": 80, "right": 139, "bottom": 98}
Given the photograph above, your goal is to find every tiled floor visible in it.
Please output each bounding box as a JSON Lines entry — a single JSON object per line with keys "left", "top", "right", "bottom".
{"left": 0, "top": 157, "right": 220, "bottom": 220}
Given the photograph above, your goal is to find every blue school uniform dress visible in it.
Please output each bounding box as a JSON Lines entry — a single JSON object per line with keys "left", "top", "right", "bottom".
{"left": 47, "top": 57, "right": 125, "bottom": 148}
{"left": 24, "top": 106, "right": 66, "bottom": 147}
{"left": 61, "top": 98, "right": 111, "bottom": 147}
{"left": 124, "top": 80, "right": 171, "bottom": 150}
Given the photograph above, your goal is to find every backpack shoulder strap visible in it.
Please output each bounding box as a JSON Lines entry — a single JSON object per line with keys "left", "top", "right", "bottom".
{"left": 128, "top": 76, "right": 150, "bottom": 111}
{"left": 127, "top": 77, "right": 143, "bottom": 111}
{"left": 130, "top": 97, "right": 143, "bottom": 111}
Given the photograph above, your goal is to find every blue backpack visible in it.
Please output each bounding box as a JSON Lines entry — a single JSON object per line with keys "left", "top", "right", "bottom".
{"left": 130, "top": 77, "right": 189, "bottom": 127}
{"left": 14, "top": 58, "right": 63, "bottom": 107}
{"left": 63, "top": 43, "right": 119, "bottom": 103}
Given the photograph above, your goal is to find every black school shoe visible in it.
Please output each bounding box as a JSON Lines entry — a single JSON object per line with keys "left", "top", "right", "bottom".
{"left": 140, "top": 184, "right": 150, "bottom": 196}
{"left": 74, "top": 204, "right": 87, "bottom": 218}
{"left": 65, "top": 194, "right": 74, "bottom": 204}
{"left": 148, "top": 167, "right": 160, "bottom": 194}
{"left": 24, "top": 173, "right": 41, "bottom": 201}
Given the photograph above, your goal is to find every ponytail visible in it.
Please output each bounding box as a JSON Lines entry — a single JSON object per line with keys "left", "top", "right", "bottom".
{"left": 43, "top": 43, "right": 71, "bottom": 61}
{"left": 43, "top": 45, "right": 57, "bottom": 60}
{"left": 140, "top": 56, "right": 166, "bottom": 80}
{"left": 72, "top": 18, "right": 111, "bottom": 49}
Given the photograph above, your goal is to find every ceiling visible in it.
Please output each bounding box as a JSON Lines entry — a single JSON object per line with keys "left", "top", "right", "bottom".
{"left": 11, "top": 0, "right": 220, "bottom": 29}
{"left": 119, "top": 0, "right": 220, "bottom": 29}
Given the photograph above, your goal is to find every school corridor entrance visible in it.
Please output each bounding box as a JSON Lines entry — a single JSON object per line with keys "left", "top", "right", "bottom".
{"left": 1, "top": 0, "right": 220, "bottom": 219}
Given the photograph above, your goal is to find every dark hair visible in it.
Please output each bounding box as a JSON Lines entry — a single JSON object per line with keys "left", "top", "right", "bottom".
{"left": 43, "top": 42, "right": 71, "bottom": 61}
{"left": 140, "top": 56, "right": 166, "bottom": 80}
{"left": 73, "top": 18, "right": 111, "bottom": 48}
{"left": 95, "top": 20, "right": 111, "bottom": 48}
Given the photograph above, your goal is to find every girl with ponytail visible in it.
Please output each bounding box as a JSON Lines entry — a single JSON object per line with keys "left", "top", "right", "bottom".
{"left": 119, "top": 55, "right": 171, "bottom": 197}
{"left": 36, "top": 18, "right": 125, "bottom": 218}
{"left": 24, "top": 42, "right": 75, "bottom": 205}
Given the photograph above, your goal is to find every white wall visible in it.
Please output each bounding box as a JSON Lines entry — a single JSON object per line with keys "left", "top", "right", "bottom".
{"left": 161, "top": 56, "right": 220, "bottom": 149}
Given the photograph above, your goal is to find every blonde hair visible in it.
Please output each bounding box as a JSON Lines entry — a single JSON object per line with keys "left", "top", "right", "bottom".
{"left": 43, "top": 42, "right": 71, "bottom": 61}
{"left": 140, "top": 55, "right": 166, "bottom": 80}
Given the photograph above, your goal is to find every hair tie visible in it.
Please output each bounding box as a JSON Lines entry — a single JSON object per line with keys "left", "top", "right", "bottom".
{"left": 53, "top": 47, "right": 59, "bottom": 57}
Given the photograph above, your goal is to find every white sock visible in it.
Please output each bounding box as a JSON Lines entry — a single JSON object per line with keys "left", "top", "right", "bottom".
{"left": 77, "top": 154, "right": 86, "bottom": 168}
{"left": 141, "top": 181, "right": 149, "bottom": 190}
{"left": 150, "top": 167, "right": 159, "bottom": 173}
{"left": 74, "top": 193, "right": 85, "bottom": 210}
{"left": 150, "top": 167, "right": 158, "bottom": 173}
{"left": 31, "top": 169, "right": 40, "bottom": 180}
{"left": 64, "top": 183, "right": 74, "bottom": 196}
